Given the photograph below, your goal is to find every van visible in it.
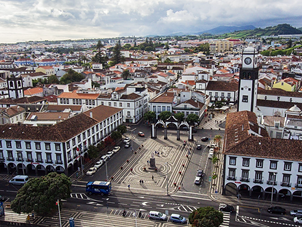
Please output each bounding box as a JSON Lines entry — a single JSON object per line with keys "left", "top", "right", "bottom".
{"left": 9, "top": 175, "right": 29, "bottom": 186}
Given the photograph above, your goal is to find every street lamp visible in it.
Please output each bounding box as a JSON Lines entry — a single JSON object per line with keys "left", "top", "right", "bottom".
{"left": 270, "top": 173, "right": 276, "bottom": 206}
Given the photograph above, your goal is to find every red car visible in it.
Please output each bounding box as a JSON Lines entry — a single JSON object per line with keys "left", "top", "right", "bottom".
{"left": 138, "top": 131, "right": 145, "bottom": 137}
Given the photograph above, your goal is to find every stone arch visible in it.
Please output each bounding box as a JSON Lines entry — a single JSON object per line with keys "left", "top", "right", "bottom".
{"left": 46, "top": 165, "right": 55, "bottom": 174}
{"left": 224, "top": 182, "right": 237, "bottom": 196}
{"left": 251, "top": 185, "right": 264, "bottom": 199}
{"left": 178, "top": 121, "right": 190, "bottom": 129}
{"left": 0, "top": 163, "right": 7, "bottom": 174}
{"left": 292, "top": 191, "right": 302, "bottom": 203}
{"left": 278, "top": 188, "right": 291, "bottom": 201}
{"left": 36, "top": 164, "right": 46, "bottom": 176}
{"left": 265, "top": 186, "right": 277, "bottom": 201}
{"left": 26, "top": 164, "right": 36, "bottom": 175}
{"left": 56, "top": 166, "right": 65, "bottom": 173}
{"left": 155, "top": 120, "right": 166, "bottom": 128}
{"left": 7, "top": 163, "right": 16, "bottom": 174}
{"left": 238, "top": 184, "right": 250, "bottom": 197}
{"left": 16, "top": 163, "right": 26, "bottom": 175}
{"left": 166, "top": 122, "right": 178, "bottom": 129}
{"left": 67, "top": 163, "right": 74, "bottom": 175}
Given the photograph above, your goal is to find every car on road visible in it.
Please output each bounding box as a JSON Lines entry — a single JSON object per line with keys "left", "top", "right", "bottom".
{"left": 194, "top": 177, "right": 202, "bottom": 185}
{"left": 106, "top": 151, "right": 114, "bottom": 158}
{"left": 196, "top": 144, "right": 202, "bottom": 150}
{"left": 219, "top": 204, "right": 235, "bottom": 213}
{"left": 208, "top": 148, "right": 214, "bottom": 159}
{"left": 207, "top": 143, "right": 218, "bottom": 148}
{"left": 148, "top": 211, "right": 167, "bottom": 221}
{"left": 267, "top": 206, "right": 286, "bottom": 214}
{"left": 112, "top": 146, "right": 120, "bottom": 153}
{"left": 124, "top": 142, "right": 131, "bottom": 148}
{"left": 138, "top": 131, "right": 145, "bottom": 137}
{"left": 101, "top": 155, "right": 109, "bottom": 162}
{"left": 290, "top": 209, "right": 302, "bottom": 217}
{"left": 201, "top": 137, "right": 209, "bottom": 142}
{"left": 197, "top": 169, "right": 204, "bottom": 177}
{"left": 169, "top": 214, "right": 187, "bottom": 224}
{"left": 86, "top": 167, "right": 97, "bottom": 176}
{"left": 94, "top": 160, "right": 104, "bottom": 169}
{"left": 294, "top": 217, "right": 302, "bottom": 224}
{"left": 123, "top": 137, "right": 130, "bottom": 143}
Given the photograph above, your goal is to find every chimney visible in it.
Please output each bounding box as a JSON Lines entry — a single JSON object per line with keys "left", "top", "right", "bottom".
{"left": 90, "top": 112, "right": 93, "bottom": 118}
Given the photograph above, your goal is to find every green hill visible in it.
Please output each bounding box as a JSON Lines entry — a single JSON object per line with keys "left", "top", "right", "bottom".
{"left": 218, "top": 24, "right": 302, "bottom": 39}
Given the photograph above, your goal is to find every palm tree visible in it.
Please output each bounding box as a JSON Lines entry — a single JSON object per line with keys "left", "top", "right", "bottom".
{"left": 214, "top": 135, "right": 222, "bottom": 148}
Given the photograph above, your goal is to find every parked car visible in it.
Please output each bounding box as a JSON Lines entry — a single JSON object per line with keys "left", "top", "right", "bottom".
{"left": 138, "top": 131, "right": 145, "bottom": 137}
{"left": 196, "top": 144, "right": 202, "bottom": 150}
{"left": 169, "top": 214, "right": 187, "bottom": 224}
{"left": 86, "top": 167, "right": 97, "bottom": 176}
{"left": 267, "top": 206, "right": 286, "bottom": 214}
{"left": 101, "top": 155, "right": 109, "bottom": 162}
{"left": 9, "top": 175, "right": 29, "bottom": 186}
{"left": 123, "top": 137, "right": 130, "bottom": 143}
{"left": 219, "top": 204, "right": 235, "bottom": 213}
{"left": 113, "top": 146, "right": 120, "bottom": 153}
{"left": 201, "top": 137, "right": 209, "bottom": 142}
{"left": 294, "top": 217, "right": 302, "bottom": 224}
{"left": 197, "top": 169, "right": 204, "bottom": 177}
{"left": 106, "top": 151, "right": 114, "bottom": 158}
{"left": 194, "top": 177, "right": 201, "bottom": 185}
{"left": 208, "top": 149, "right": 214, "bottom": 159}
{"left": 148, "top": 211, "right": 167, "bottom": 221}
{"left": 290, "top": 209, "right": 302, "bottom": 217}
{"left": 94, "top": 160, "right": 104, "bottom": 169}
{"left": 125, "top": 142, "right": 131, "bottom": 148}
{"left": 207, "top": 143, "right": 218, "bottom": 148}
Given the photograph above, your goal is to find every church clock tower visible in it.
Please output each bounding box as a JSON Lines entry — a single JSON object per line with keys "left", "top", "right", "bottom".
{"left": 237, "top": 47, "right": 259, "bottom": 112}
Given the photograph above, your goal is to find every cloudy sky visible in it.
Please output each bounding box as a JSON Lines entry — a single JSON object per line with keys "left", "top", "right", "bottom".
{"left": 1, "top": 0, "right": 302, "bottom": 43}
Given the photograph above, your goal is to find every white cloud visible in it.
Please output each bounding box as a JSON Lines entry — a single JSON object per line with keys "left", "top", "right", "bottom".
{"left": 0, "top": 0, "right": 301, "bottom": 43}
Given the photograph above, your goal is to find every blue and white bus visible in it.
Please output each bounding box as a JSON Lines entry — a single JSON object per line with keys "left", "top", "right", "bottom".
{"left": 86, "top": 181, "right": 112, "bottom": 195}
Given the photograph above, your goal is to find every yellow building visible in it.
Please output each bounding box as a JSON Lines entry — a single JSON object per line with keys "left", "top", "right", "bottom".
{"left": 273, "top": 79, "right": 296, "bottom": 92}
{"left": 35, "top": 66, "right": 55, "bottom": 77}
{"left": 210, "top": 40, "right": 234, "bottom": 54}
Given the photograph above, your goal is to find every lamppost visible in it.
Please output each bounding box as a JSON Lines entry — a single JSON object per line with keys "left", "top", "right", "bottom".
{"left": 270, "top": 173, "right": 276, "bottom": 206}
{"left": 56, "top": 200, "right": 62, "bottom": 227}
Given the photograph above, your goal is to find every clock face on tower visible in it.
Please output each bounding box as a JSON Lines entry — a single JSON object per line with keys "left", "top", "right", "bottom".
{"left": 244, "top": 57, "right": 252, "bottom": 65}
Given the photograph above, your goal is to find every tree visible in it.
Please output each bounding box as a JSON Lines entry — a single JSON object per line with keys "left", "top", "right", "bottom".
{"left": 144, "top": 111, "right": 156, "bottom": 123}
{"left": 11, "top": 172, "right": 71, "bottom": 216}
{"left": 117, "top": 125, "right": 127, "bottom": 134}
{"left": 186, "top": 114, "right": 199, "bottom": 125}
{"left": 174, "top": 112, "right": 184, "bottom": 122}
{"left": 158, "top": 111, "right": 172, "bottom": 121}
{"left": 111, "top": 131, "right": 122, "bottom": 140}
{"left": 122, "top": 69, "right": 130, "bottom": 80}
{"left": 189, "top": 206, "right": 223, "bottom": 227}
{"left": 87, "top": 145, "right": 99, "bottom": 159}
{"left": 214, "top": 135, "right": 222, "bottom": 148}
{"left": 111, "top": 40, "right": 125, "bottom": 65}
{"left": 48, "top": 75, "right": 59, "bottom": 84}
{"left": 165, "top": 42, "right": 169, "bottom": 50}
{"left": 60, "top": 69, "right": 85, "bottom": 84}
{"left": 164, "top": 58, "right": 172, "bottom": 63}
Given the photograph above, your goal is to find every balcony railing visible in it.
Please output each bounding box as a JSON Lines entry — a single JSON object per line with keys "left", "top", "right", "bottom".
{"left": 253, "top": 179, "right": 263, "bottom": 184}
{"left": 240, "top": 177, "right": 250, "bottom": 182}
{"left": 280, "top": 182, "right": 291, "bottom": 187}
{"left": 295, "top": 184, "right": 302, "bottom": 188}
{"left": 267, "top": 180, "right": 277, "bottom": 185}
{"left": 35, "top": 159, "right": 43, "bottom": 163}
{"left": 45, "top": 160, "right": 53, "bottom": 164}
{"left": 227, "top": 176, "right": 236, "bottom": 181}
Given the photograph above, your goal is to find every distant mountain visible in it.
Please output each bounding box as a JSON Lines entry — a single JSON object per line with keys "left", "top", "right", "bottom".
{"left": 298, "top": 27, "right": 302, "bottom": 32}
{"left": 221, "top": 23, "right": 302, "bottom": 39}
{"left": 198, "top": 25, "right": 256, "bottom": 35}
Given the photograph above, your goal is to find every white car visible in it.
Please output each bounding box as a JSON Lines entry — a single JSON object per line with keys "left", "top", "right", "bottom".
{"left": 123, "top": 137, "right": 130, "bottom": 143}
{"left": 86, "top": 167, "right": 97, "bottom": 176}
{"left": 113, "top": 146, "right": 120, "bottom": 153}
{"left": 207, "top": 143, "right": 218, "bottom": 148}
{"left": 107, "top": 151, "right": 114, "bottom": 158}
{"left": 101, "top": 155, "right": 109, "bottom": 162}
{"left": 294, "top": 217, "right": 302, "bottom": 224}
{"left": 94, "top": 160, "right": 104, "bottom": 169}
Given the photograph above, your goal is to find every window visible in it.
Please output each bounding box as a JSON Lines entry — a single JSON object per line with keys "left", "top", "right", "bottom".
{"left": 254, "top": 171, "right": 263, "bottom": 183}
{"left": 162, "top": 106, "right": 166, "bottom": 112}
{"left": 27, "top": 152, "right": 32, "bottom": 161}
{"left": 55, "top": 143, "right": 61, "bottom": 151}
{"left": 227, "top": 93, "right": 231, "bottom": 98}
{"left": 7, "top": 150, "right": 13, "bottom": 160}
{"left": 66, "top": 141, "right": 70, "bottom": 150}
{"left": 242, "top": 158, "right": 250, "bottom": 167}
{"left": 36, "top": 152, "right": 42, "bottom": 162}
{"left": 282, "top": 174, "right": 291, "bottom": 186}
{"left": 119, "top": 103, "right": 122, "bottom": 107}
{"left": 87, "top": 129, "right": 90, "bottom": 137}
{"left": 35, "top": 142, "right": 41, "bottom": 150}
{"left": 256, "top": 159, "right": 263, "bottom": 168}
{"left": 67, "top": 151, "right": 71, "bottom": 161}
{"left": 82, "top": 132, "right": 86, "bottom": 139}
{"left": 0, "top": 140, "right": 2, "bottom": 148}
{"left": 167, "top": 106, "right": 171, "bottom": 112}
{"left": 215, "top": 92, "right": 218, "bottom": 97}
{"left": 92, "top": 127, "right": 95, "bottom": 134}
{"left": 46, "top": 153, "right": 52, "bottom": 163}
{"left": 299, "top": 163, "right": 302, "bottom": 172}
{"left": 242, "top": 95, "right": 248, "bottom": 102}
{"left": 26, "top": 142, "right": 31, "bottom": 149}
{"left": 16, "top": 141, "right": 21, "bottom": 149}
{"left": 72, "top": 138, "right": 76, "bottom": 146}
{"left": 6, "top": 141, "right": 12, "bottom": 148}
{"left": 209, "top": 92, "right": 212, "bottom": 97}
{"left": 78, "top": 135, "right": 81, "bottom": 143}
{"left": 114, "top": 102, "right": 117, "bottom": 107}
{"left": 268, "top": 172, "right": 277, "bottom": 185}
{"left": 0, "top": 150, "right": 3, "bottom": 160}
{"left": 45, "top": 143, "right": 51, "bottom": 150}
{"left": 228, "top": 168, "right": 236, "bottom": 180}
{"left": 157, "top": 106, "right": 161, "bottom": 113}
{"left": 184, "top": 105, "right": 187, "bottom": 109}
{"left": 284, "top": 162, "right": 292, "bottom": 171}
{"left": 17, "top": 152, "right": 23, "bottom": 161}
{"left": 297, "top": 176, "right": 302, "bottom": 187}
{"left": 127, "top": 111, "right": 130, "bottom": 116}
{"left": 270, "top": 161, "right": 277, "bottom": 170}
{"left": 241, "top": 170, "right": 249, "bottom": 182}
{"left": 127, "top": 103, "right": 130, "bottom": 108}
{"left": 153, "top": 106, "right": 156, "bottom": 112}
{"left": 229, "top": 157, "right": 236, "bottom": 165}
{"left": 56, "top": 154, "right": 62, "bottom": 164}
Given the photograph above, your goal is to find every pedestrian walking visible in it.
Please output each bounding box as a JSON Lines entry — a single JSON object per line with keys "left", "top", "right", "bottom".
{"left": 152, "top": 175, "right": 154, "bottom": 180}
{"left": 128, "top": 185, "right": 130, "bottom": 189}
{"left": 142, "top": 180, "right": 144, "bottom": 184}
{"left": 139, "top": 180, "right": 141, "bottom": 184}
